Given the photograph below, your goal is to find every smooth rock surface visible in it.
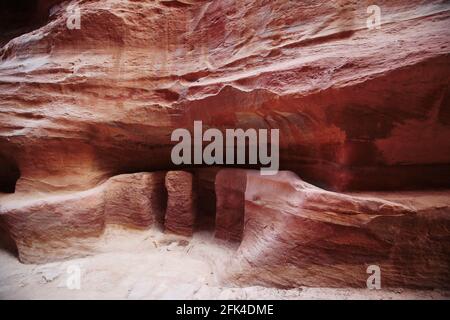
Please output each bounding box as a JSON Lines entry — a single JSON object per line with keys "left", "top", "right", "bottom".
{"left": 0, "top": 0, "right": 449, "bottom": 193}
{"left": 0, "top": 172, "right": 167, "bottom": 263}
{"left": 222, "top": 170, "right": 450, "bottom": 289}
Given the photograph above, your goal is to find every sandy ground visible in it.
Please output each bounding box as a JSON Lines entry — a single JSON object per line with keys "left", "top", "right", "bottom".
{"left": 0, "top": 226, "right": 449, "bottom": 300}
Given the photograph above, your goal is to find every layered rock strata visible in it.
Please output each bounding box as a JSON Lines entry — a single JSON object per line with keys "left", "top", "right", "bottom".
{"left": 214, "top": 169, "right": 247, "bottom": 242}
{"left": 1, "top": 168, "right": 449, "bottom": 289}
{"left": 0, "top": 0, "right": 449, "bottom": 193}
{"left": 0, "top": 0, "right": 449, "bottom": 290}
{"left": 164, "top": 171, "right": 197, "bottom": 237}
{"left": 217, "top": 170, "right": 450, "bottom": 289}
{"left": 0, "top": 172, "right": 166, "bottom": 263}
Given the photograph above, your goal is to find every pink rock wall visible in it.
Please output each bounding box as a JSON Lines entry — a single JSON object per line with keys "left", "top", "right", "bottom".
{"left": 0, "top": 0, "right": 449, "bottom": 289}
{"left": 0, "top": 0, "right": 448, "bottom": 193}
{"left": 217, "top": 169, "right": 450, "bottom": 289}
{"left": 164, "top": 171, "right": 197, "bottom": 237}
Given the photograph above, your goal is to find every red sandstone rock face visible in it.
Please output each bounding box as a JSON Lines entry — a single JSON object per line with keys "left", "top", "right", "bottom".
{"left": 0, "top": 188, "right": 105, "bottom": 263}
{"left": 164, "top": 171, "right": 197, "bottom": 237}
{"left": 194, "top": 167, "right": 220, "bottom": 230}
{"left": 217, "top": 169, "right": 450, "bottom": 289}
{"left": 1, "top": 166, "right": 450, "bottom": 289}
{"left": 105, "top": 172, "right": 166, "bottom": 228}
{"left": 215, "top": 169, "right": 246, "bottom": 242}
{"left": 0, "top": 0, "right": 449, "bottom": 290}
{"left": 0, "top": 172, "right": 166, "bottom": 263}
{"left": 0, "top": 0, "right": 449, "bottom": 193}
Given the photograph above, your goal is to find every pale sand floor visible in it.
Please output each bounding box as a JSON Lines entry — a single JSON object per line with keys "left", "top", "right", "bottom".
{"left": 0, "top": 226, "right": 448, "bottom": 300}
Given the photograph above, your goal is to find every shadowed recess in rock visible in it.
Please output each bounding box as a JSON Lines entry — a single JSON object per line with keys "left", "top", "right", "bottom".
{"left": 0, "top": 153, "right": 20, "bottom": 193}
